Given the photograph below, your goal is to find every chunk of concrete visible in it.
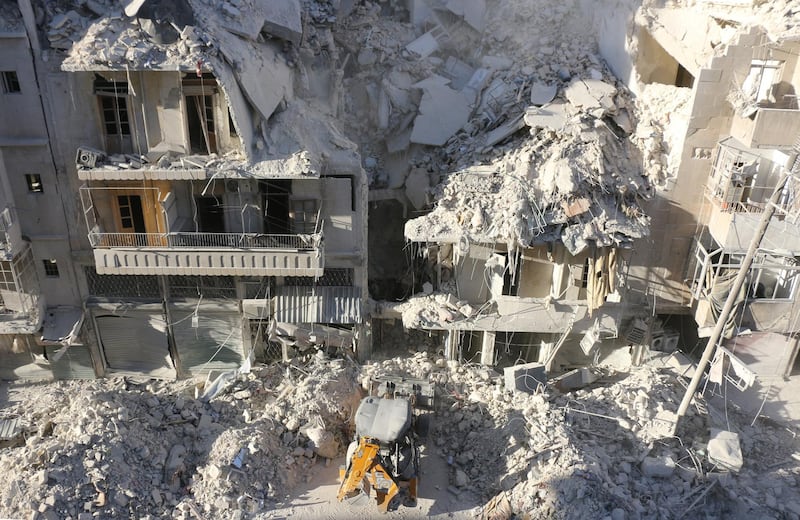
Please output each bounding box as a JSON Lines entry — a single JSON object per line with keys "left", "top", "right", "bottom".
{"left": 551, "top": 367, "right": 599, "bottom": 392}
{"left": 485, "top": 113, "right": 526, "bottom": 147}
{"left": 410, "top": 75, "right": 472, "bottom": 146}
{"left": 524, "top": 102, "right": 567, "bottom": 131}
{"left": 260, "top": 0, "right": 302, "bottom": 44}
{"left": 707, "top": 429, "right": 743, "bottom": 472}
{"left": 641, "top": 456, "right": 675, "bottom": 478}
{"left": 405, "top": 168, "right": 431, "bottom": 210}
{"left": 564, "top": 79, "right": 616, "bottom": 114}
{"left": 406, "top": 31, "right": 440, "bottom": 58}
{"left": 530, "top": 82, "right": 557, "bottom": 106}
{"left": 123, "top": 0, "right": 147, "bottom": 17}
{"left": 504, "top": 362, "right": 547, "bottom": 394}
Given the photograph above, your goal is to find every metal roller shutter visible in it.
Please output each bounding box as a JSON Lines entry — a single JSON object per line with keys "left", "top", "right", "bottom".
{"left": 94, "top": 312, "right": 175, "bottom": 378}
{"left": 45, "top": 345, "right": 96, "bottom": 380}
{"left": 169, "top": 304, "right": 243, "bottom": 375}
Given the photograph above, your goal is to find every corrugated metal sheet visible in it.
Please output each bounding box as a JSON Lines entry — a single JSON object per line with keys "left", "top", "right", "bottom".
{"left": 0, "top": 417, "right": 19, "bottom": 440}
{"left": 94, "top": 311, "right": 175, "bottom": 378}
{"left": 275, "top": 286, "right": 361, "bottom": 324}
{"left": 170, "top": 306, "right": 243, "bottom": 375}
{"left": 45, "top": 345, "right": 96, "bottom": 380}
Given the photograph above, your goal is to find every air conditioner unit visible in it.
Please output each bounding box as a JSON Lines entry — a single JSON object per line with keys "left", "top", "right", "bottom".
{"left": 226, "top": 179, "right": 257, "bottom": 193}
{"left": 76, "top": 147, "right": 105, "bottom": 168}
{"left": 242, "top": 299, "right": 270, "bottom": 319}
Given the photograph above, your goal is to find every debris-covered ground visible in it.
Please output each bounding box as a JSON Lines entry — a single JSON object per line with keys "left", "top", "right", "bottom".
{"left": 2, "top": 352, "right": 800, "bottom": 519}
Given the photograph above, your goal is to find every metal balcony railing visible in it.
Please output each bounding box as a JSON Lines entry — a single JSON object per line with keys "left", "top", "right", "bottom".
{"left": 88, "top": 232, "right": 322, "bottom": 250}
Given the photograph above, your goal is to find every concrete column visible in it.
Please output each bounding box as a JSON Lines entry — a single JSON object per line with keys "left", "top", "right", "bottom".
{"left": 538, "top": 339, "right": 554, "bottom": 369}
{"left": 444, "top": 330, "right": 460, "bottom": 361}
{"left": 480, "top": 330, "right": 496, "bottom": 366}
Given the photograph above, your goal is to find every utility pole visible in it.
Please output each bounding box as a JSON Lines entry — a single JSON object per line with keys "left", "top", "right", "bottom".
{"left": 676, "top": 169, "right": 793, "bottom": 420}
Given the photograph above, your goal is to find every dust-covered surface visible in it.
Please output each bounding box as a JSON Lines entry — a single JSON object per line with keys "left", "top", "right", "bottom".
{"left": 2, "top": 353, "right": 800, "bottom": 519}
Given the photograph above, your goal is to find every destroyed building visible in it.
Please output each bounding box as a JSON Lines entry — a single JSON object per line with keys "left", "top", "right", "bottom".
{"left": 0, "top": 0, "right": 369, "bottom": 378}
{"left": 0, "top": 0, "right": 797, "bottom": 410}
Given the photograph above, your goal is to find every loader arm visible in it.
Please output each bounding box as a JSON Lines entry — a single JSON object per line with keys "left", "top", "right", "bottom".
{"left": 337, "top": 439, "right": 400, "bottom": 512}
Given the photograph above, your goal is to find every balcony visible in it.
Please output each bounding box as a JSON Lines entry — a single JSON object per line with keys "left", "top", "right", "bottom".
{"left": 90, "top": 232, "right": 324, "bottom": 276}
{"left": 704, "top": 138, "right": 800, "bottom": 250}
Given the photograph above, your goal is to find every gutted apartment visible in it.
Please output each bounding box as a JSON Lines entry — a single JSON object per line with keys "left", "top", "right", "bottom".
{"left": 615, "top": 2, "right": 800, "bottom": 416}
{"left": 686, "top": 29, "right": 800, "bottom": 395}
{"left": 391, "top": 72, "right": 654, "bottom": 372}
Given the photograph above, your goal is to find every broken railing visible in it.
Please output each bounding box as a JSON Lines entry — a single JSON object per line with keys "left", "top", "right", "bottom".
{"left": 88, "top": 232, "right": 322, "bottom": 250}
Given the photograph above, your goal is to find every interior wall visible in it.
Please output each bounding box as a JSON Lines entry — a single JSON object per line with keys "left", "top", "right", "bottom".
{"left": 518, "top": 247, "right": 554, "bottom": 298}
{"left": 320, "top": 177, "right": 355, "bottom": 254}
{"left": 636, "top": 28, "right": 680, "bottom": 85}
{"left": 455, "top": 243, "right": 494, "bottom": 304}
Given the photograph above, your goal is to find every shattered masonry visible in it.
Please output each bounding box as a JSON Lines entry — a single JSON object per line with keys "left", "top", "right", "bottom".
{"left": 1, "top": 0, "right": 800, "bottom": 518}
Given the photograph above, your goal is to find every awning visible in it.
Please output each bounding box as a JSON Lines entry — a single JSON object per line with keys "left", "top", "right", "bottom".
{"left": 275, "top": 286, "right": 362, "bottom": 324}
{"left": 41, "top": 307, "right": 84, "bottom": 345}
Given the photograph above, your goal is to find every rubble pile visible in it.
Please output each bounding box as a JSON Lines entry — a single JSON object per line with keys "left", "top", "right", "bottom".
{"left": 1, "top": 354, "right": 800, "bottom": 518}
{"left": 0, "top": 355, "right": 363, "bottom": 520}
{"left": 371, "top": 354, "right": 800, "bottom": 520}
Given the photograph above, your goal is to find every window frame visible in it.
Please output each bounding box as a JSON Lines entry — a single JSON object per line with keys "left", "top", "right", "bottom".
{"left": 42, "top": 258, "right": 59, "bottom": 278}
{"left": 1, "top": 71, "right": 20, "bottom": 94}
{"left": 25, "top": 174, "right": 43, "bottom": 193}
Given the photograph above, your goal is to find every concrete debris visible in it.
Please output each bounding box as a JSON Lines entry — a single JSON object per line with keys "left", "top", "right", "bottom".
{"left": 410, "top": 75, "right": 474, "bottom": 146}
{"left": 564, "top": 78, "right": 617, "bottom": 117}
{"left": 707, "top": 429, "right": 744, "bottom": 472}
{"left": 530, "top": 82, "right": 558, "bottom": 106}
{"left": 262, "top": 0, "right": 302, "bottom": 44}
{"left": 523, "top": 102, "right": 568, "bottom": 131}
{"left": 0, "top": 352, "right": 798, "bottom": 518}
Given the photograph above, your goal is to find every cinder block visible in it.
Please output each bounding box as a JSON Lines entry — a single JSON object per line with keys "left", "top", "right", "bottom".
{"left": 503, "top": 362, "right": 546, "bottom": 394}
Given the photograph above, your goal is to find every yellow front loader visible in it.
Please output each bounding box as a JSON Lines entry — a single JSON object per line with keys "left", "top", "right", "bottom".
{"left": 337, "top": 376, "right": 433, "bottom": 513}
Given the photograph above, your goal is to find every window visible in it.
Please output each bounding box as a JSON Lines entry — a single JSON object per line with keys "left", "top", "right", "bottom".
{"left": 25, "top": 174, "right": 43, "bottom": 193}
{"left": 742, "top": 60, "right": 782, "bottom": 105}
{"left": 94, "top": 75, "right": 131, "bottom": 154}
{"left": 42, "top": 259, "right": 59, "bottom": 277}
{"left": 1, "top": 71, "right": 20, "bottom": 93}
{"left": 0, "top": 260, "right": 15, "bottom": 291}
{"left": 290, "top": 199, "right": 319, "bottom": 234}
{"left": 99, "top": 95, "right": 130, "bottom": 136}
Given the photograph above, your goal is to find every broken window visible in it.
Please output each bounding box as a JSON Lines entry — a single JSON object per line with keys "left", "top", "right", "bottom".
{"left": 94, "top": 75, "right": 132, "bottom": 154}
{"left": 290, "top": 199, "right": 319, "bottom": 234}
{"left": 182, "top": 74, "right": 220, "bottom": 154}
{"left": 1, "top": 71, "right": 20, "bottom": 93}
{"left": 741, "top": 60, "right": 782, "bottom": 105}
{"left": 186, "top": 95, "right": 217, "bottom": 154}
{"left": 196, "top": 196, "right": 226, "bottom": 233}
{"left": 0, "top": 261, "right": 15, "bottom": 292}
{"left": 262, "top": 180, "right": 291, "bottom": 234}
{"left": 25, "top": 174, "right": 42, "bottom": 193}
{"left": 749, "top": 257, "right": 798, "bottom": 300}
{"left": 42, "top": 259, "right": 59, "bottom": 277}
